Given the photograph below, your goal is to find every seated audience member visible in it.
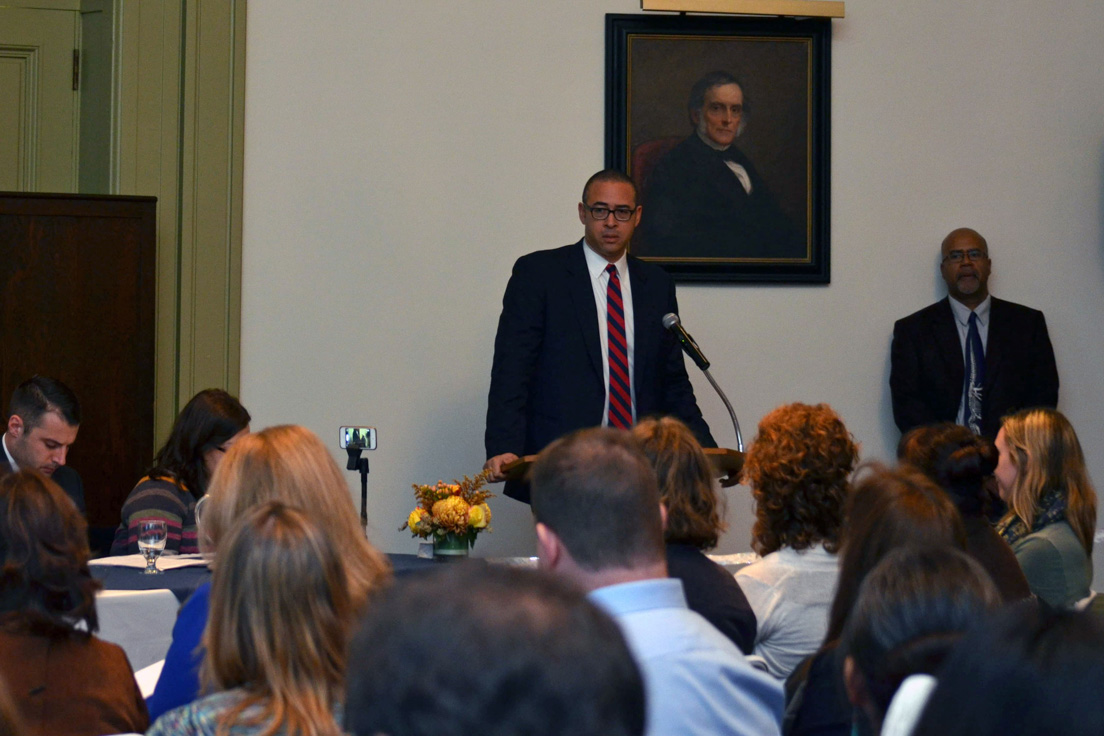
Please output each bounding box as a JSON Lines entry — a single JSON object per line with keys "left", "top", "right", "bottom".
{"left": 0, "top": 470, "right": 148, "bottom": 735}
{"left": 736, "top": 403, "right": 858, "bottom": 678}
{"left": 111, "top": 388, "right": 250, "bottom": 555}
{"left": 145, "top": 425, "right": 391, "bottom": 720}
{"left": 994, "top": 408, "right": 1096, "bottom": 609}
{"left": 899, "top": 423, "right": 1031, "bottom": 602}
{"left": 148, "top": 502, "right": 353, "bottom": 736}
{"left": 633, "top": 416, "right": 757, "bottom": 654}
{"left": 0, "top": 376, "right": 84, "bottom": 513}
{"left": 785, "top": 465, "right": 966, "bottom": 736}
{"left": 530, "top": 428, "right": 784, "bottom": 736}
{"left": 839, "top": 546, "right": 1001, "bottom": 736}
{"left": 345, "top": 563, "right": 646, "bottom": 736}
{"left": 911, "top": 606, "right": 1104, "bottom": 736}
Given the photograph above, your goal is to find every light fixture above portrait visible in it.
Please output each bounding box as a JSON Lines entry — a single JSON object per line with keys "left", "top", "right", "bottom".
{"left": 641, "top": 0, "right": 844, "bottom": 19}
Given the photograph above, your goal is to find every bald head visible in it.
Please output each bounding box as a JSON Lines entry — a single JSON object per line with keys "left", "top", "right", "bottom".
{"left": 941, "top": 228, "right": 987, "bottom": 253}
{"left": 939, "top": 227, "right": 991, "bottom": 308}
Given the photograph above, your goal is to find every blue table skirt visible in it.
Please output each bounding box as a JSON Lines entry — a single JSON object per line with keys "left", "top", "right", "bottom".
{"left": 93, "top": 553, "right": 438, "bottom": 602}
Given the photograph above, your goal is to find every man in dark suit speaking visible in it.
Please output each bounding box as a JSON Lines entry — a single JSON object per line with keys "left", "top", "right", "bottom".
{"left": 0, "top": 375, "right": 85, "bottom": 512}
{"left": 485, "top": 170, "right": 715, "bottom": 502}
{"left": 890, "top": 228, "right": 1058, "bottom": 439}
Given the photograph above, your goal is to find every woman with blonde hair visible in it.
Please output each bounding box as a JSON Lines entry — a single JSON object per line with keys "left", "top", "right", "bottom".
{"left": 633, "top": 416, "right": 756, "bottom": 654}
{"left": 995, "top": 408, "right": 1096, "bottom": 608}
{"left": 146, "top": 425, "right": 391, "bottom": 720}
{"left": 149, "top": 502, "right": 353, "bottom": 736}
{"left": 735, "top": 402, "right": 858, "bottom": 679}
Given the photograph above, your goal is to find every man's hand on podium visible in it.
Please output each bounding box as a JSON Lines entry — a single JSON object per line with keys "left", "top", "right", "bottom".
{"left": 719, "top": 470, "right": 742, "bottom": 488}
{"left": 702, "top": 448, "right": 744, "bottom": 489}
{"left": 483, "top": 452, "right": 519, "bottom": 483}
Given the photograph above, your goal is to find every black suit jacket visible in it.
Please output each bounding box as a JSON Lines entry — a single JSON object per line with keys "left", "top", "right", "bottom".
{"left": 666, "top": 544, "right": 757, "bottom": 655}
{"left": 634, "top": 134, "right": 804, "bottom": 259}
{"left": 890, "top": 296, "right": 1059, "bottom": 438}
{"left": 486, "top": 242, "right": 715, "bottom": 501}
{"left": 0, "top": 457, "right": 85, "bottom": 514}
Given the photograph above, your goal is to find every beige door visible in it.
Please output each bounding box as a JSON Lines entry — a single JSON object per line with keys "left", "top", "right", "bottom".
{"left": 0, "top": 7, "right": 80, "bottom": 192}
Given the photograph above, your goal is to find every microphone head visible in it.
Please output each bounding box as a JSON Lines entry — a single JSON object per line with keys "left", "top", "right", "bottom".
{"left": 662, "top": 312, "right": 681, "bottom": 329}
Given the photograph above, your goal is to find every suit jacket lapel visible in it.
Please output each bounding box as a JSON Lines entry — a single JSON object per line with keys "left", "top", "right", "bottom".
{"left": 566, "top": 241, "right": 604, "bottom": 382}
{"left": 984, "top": 297, "right": 1007, "bottom": 390}
{"left": 627, "top": 256, "right": 654, "bottom": 389}
{"left": 929, "top": 298, "right": 965, "bottom": 390}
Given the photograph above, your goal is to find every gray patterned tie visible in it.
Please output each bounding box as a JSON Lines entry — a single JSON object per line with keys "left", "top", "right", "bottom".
{"left": 964, "top": 312, "right": 985, "bottom": 434}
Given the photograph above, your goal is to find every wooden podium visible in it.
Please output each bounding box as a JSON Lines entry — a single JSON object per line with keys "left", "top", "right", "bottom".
{"left": 504, "top": 446, "right": 744, "bottom": 487}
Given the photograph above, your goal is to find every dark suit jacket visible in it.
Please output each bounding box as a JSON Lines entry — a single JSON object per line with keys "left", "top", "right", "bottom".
{"left": 890, "top": 296, "right": 1059, "bottom": 438}
{"left": 486, "top": 242, "right": 715, "bottom": 502}
{"left": 666, "top": 544, "right": 757, "bottom": 655}
{"left": 634, "top": 133, "right": 804, "bottom": 259}
{"left": 0, "top": 456, "right": 85, "bottom": 513}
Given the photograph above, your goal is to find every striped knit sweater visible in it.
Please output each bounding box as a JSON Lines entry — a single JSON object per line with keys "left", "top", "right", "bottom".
{"left": 109, "top": 475, "right": 199, "bottom": 555}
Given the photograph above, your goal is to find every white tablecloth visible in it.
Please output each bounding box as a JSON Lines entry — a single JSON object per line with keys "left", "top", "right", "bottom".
{"left": 95, "top": 588, "right": 180, "bottom": 671}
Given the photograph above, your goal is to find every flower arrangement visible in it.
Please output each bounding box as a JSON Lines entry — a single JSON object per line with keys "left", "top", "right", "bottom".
{"left": 401, "top": 469, "right": 494, "bottom": 551}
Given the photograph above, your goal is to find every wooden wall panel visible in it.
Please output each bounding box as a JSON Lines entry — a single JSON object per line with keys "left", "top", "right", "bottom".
{"left": 0, "top": 191, "right": 156, "bottom": 546}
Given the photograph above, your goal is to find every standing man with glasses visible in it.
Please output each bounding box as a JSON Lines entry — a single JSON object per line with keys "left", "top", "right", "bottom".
{"left": 890, "top": 227, "right": 1058, "bottom": 439}
{"left": 485, "top": 169, "right": 715, "bottom": 503}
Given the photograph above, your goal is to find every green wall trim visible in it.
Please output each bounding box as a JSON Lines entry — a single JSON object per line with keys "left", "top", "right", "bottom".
{"left": 113, "top": 0, "right": 244, "bottom": 447}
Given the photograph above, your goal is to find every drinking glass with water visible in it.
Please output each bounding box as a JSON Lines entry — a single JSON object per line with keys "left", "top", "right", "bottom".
{"left": 138, "top": 519, "right": 168, "bottom": 575}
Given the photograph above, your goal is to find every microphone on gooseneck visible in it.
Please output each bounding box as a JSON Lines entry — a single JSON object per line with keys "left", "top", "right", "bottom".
{"left": 661, "top": 312, "right": 743, "bottom": 452}
{"left": 662, "top": 312, "right": 710, "bottom": 371}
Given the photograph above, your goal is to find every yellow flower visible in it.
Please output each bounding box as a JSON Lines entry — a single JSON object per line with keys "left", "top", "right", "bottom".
{"left": 407, "top": 508, "right": 424, "bottom": 530}
{"left": 432, "top": 496, "right": 470, "bottom": 529}
{"left": 469, "top": 502, "right": 492, "bottom": 529}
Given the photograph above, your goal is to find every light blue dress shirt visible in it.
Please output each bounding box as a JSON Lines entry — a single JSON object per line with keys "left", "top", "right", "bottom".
{"left": 589, "top": 578, "right": 784, "bottom": 736}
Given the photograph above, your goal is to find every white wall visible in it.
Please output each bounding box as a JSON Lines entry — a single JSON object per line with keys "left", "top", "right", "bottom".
{"left": 241, "top": 1, "right": 1104, "bottom": 574}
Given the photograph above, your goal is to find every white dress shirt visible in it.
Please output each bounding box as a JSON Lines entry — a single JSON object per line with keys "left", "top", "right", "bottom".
{"left": 2, "top": 434, "right": 18, "bottom": 470}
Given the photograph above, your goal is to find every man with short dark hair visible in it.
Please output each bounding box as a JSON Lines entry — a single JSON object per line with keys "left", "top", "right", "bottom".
{"left": 634, "top": 70, "right": 804, "bottom": 258}
{"left": 530, "top": 427, "right": 784, "bottom": 736}
{"left": 0, "top": 376, "right": 84, "bottom": 512}
{"left": 890, "top": 228, "right": 1059, "bottom": 439}
{"left": 484, "top": 169, "right": 715, "bottom": 502}
{"left": 344, "top": 563, "right": 646, "bottom": 736}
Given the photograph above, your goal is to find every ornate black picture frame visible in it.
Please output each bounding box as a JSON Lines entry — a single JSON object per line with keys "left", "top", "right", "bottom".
{"left": 606, "top": 14, "right": 831, "bottom": 283}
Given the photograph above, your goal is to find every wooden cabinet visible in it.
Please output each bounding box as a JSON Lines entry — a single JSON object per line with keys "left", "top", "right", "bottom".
{"left": 1, "top": 192, "right": 156, "bottom": 550}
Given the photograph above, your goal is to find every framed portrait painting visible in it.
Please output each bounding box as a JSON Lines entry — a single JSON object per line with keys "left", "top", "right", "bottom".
{"left": 606, "top": 14, "right": 831, "bottom": 283}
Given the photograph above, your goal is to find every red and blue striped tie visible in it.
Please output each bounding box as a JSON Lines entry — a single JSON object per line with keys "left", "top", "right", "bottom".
{"left": 605, "top": 264, "right": 632, "bottom": 429}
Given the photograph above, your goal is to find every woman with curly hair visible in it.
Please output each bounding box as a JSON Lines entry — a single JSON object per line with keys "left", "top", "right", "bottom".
{"left": 994, "top": 408, "right": 1096, "bottom": 608}
{"left": 633, "top": 416, "right": 756, "bottom": 654}
{"left": 0, "top": 470, "right": 148, "bottom": 735}
{"left": 735, "top": 402, "right": 858, "bottom": 679}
